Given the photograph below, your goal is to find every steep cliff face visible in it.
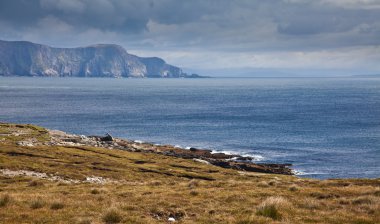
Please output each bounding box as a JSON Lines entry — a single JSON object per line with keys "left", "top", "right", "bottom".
{"left": 0, "top": 40, "right": 183, "bottom": 78}
{"left": 140, "top": 57, "right": 183, "bottom": 78}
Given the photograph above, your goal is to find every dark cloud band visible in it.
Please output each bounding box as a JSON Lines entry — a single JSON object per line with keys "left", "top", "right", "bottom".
{"left": 0, "top": 0, "right": 379, "bottom": 73}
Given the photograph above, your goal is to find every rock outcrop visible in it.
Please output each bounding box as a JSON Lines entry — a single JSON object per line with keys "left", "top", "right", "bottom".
{"left": 0, "top": 40, "right": 186, "bottom": 78}
{"left": 47, "top": 130, "right": 293, "bottom": 175}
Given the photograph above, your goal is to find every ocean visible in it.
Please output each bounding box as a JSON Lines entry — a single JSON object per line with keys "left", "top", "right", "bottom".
{"left": 0, "top": 77, "right": 379, "bottom": 179}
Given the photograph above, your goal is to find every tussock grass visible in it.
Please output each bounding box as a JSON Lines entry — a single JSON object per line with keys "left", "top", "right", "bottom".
{"left": 257, "top": 181, "right": 269, "bottom": 187}
{"left": 298, "top": 198, "right": 322, "bottom": 210}
{"left": 30, "top": 198, "right": 45, "bottom": 209}
{"left": 256, "top": 196, "right": 293, "bottom": 220}
{"left": 257, "top": 204, "right": 281, "bottom": 220}
{"left": 50, "top": 202, "right": 64, "bottom": 210}
{"left": 102, "top": 209, "right": 123, "bottom": 224}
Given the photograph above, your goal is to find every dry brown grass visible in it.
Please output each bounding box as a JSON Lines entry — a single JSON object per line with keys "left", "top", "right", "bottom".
{"left": 0, "top": 123, "right": 379, "bottom": 223}
{"left": 30, "top": 198, "right": 45, "bottom": 209}
{"left": 298, "top": 197, "right": 323, "bottom": 210}
{"left": 256, "top": 196, "right": 293, "bottom": 220}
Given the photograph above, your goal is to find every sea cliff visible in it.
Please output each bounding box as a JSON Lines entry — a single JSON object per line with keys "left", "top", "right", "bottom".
{"left": 0, "top": 40, "right": 201, "bottom": 78}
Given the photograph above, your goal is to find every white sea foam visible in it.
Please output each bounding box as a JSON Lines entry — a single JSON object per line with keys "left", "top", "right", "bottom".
{"left": 134, "top": 140, "right": 144, "bottom": 144}
{"left": 293, "top": 170, "right": 327, "bottom": 176}
{"left": 212, "top": 150, "right": 264, "bottom": 161}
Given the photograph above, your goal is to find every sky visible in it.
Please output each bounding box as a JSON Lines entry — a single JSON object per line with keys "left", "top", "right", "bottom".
{"left": 0, "top": 0, "right": 379, "bottom": 76}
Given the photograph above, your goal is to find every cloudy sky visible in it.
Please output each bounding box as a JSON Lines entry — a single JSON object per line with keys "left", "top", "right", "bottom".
{"left": 0, "top": 0, "right": 379, "bottom": 76}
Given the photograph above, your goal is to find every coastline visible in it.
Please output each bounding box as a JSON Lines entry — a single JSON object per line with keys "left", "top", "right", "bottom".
{"left": 42, "top": 126, "right": 293, "bottom": 176}
{"left": 1, "top": 122, "right": 379, "bottom": 223}
{"left": 1, "top": 76, "right": 379, "bottom": 179}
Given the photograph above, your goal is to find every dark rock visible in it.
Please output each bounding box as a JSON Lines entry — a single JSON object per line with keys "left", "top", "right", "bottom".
{"left": 234, "top": 156, "right": 253, "bottom": 161}
{"left": 208, "top": 160, "right": 292, "bottom": 175}
{"left": 208, "top": 153, "right": 235, "bottom": 160}
{"left": 209, "top": 161, "right": 232, "bottom": 169}
{"left": 100, "top": 133, "right": 113, "bottom": 141}
{"left": 89, "top": 133, "right": 113, "bottom": 142}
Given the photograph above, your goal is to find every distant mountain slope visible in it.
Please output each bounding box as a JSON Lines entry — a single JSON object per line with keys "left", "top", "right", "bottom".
{"left": 0, "top": 40, "right": 186, "bottom": 78}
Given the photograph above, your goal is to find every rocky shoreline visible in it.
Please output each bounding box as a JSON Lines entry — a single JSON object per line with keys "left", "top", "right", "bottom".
{"left": 35, "top": 129, "right": 293, "bottom": 175}
{"left": 2, "top": 123, "right": 379, "bottom": 224}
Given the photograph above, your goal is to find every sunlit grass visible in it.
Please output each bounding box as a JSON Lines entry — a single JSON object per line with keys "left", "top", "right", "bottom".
{"left": 0, "top": 123, "right": 379, "bottom": 223}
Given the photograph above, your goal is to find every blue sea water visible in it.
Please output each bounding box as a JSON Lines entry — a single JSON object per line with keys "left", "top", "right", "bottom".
{"left": 0, "top": 77, "right": 379, "bottom": 179}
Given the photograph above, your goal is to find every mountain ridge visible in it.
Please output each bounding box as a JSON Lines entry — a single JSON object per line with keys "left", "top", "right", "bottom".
{"left": 0, "top": 40, "right": 191, "bottom": 78}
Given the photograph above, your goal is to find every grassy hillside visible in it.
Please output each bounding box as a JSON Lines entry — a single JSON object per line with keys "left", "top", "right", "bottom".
{"left": 0, "top": 123, "right": 379, "bottom": 223}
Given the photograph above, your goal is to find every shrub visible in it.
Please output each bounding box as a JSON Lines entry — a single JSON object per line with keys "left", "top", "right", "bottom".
{"left": 50, "top": 202, "right": 64, "bottom": 210}
{"left": 102, "top": 209, "right": 123, "bottom": 224}
{"left": 0, "top": 194, "right": 11, "bottom": 207}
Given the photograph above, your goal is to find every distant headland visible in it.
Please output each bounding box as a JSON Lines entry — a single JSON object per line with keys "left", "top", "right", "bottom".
{"left": 0, "top": 40, "right": 206, "bottom": 78}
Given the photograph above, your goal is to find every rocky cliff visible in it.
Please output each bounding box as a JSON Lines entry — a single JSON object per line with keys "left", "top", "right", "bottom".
{"left": 0, "top": 40, "right": 185, "bottom": 78}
